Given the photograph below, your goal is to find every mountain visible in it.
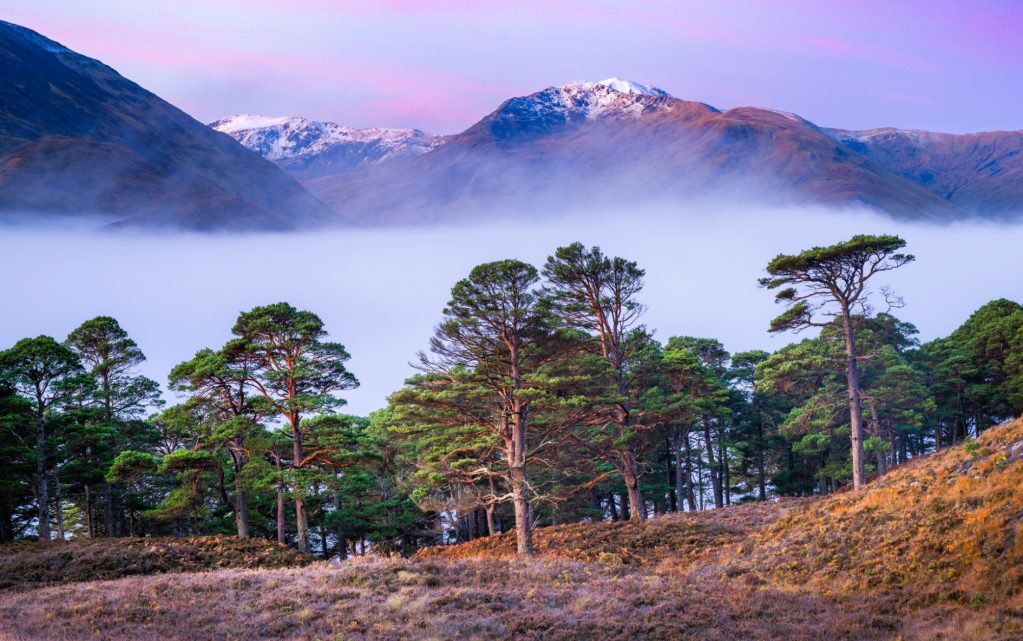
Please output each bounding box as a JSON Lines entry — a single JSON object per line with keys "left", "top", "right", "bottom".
{"left": 208, "top": 77, "right": 667, "bottom": 184}
{"left": 823, "top": 127, "right": 1023, "bottom": 217}
{"left": 296, "top": 80, "right": 966, "bottom": 225}
{"left": 0, "top": 21, "right": 343, "bottom": 231}
{"left": 208, "top": 115, "right": 447, "bottom": 181}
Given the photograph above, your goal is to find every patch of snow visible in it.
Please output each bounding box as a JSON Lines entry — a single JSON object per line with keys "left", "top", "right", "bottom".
{"left": 597, "top": 78, "right": 674, "bottom": 98}
{"left": 757, "top": 108, "right": 818, "bottom": 128}
{"left": 1, "top": 20, "right": 119, "bottom": 78}
{"left": 208, "top": 115, "right": 296, "bottom": 134}
{"left": 1, "top": 20, "right": 73, "bottom": 55}
{"left": 824, "top": 127, "right": 938, "bottom": 148}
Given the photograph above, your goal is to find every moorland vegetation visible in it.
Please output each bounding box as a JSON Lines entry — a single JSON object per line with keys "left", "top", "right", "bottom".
{"left": 1, "top": 234, "right": 1023, "bottom": 639}
{"left": 3, "top": 417, "right": 1023, "bottom": 639}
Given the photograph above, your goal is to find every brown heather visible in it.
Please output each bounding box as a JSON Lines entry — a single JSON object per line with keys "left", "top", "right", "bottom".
{"left": 2, "top": 419, "right": 1022, "bottom": 640}
{"left": 0, "top": 536, "right": 314, "bottom": 590}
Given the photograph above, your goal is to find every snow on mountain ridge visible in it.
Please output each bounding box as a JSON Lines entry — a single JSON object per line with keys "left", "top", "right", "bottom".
{"left": 757, "top": 108, "right": 818, "bottom": 128}
{"left": 1, "top": 20, "right": 120, "bottom": 78}
{"left": 597, "top": 78, "right": 674, "bottom": 97}
{"left": 494, "top": 80, "right": 684, "bottom": 126}
{"left": 825, "top": 127, "right": 940, "bottom": 148}
{"left": 208, "top": 115, "right": 445, "bottom": 164}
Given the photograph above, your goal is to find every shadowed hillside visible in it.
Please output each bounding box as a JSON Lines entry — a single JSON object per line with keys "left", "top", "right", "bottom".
{"left": 0, "top": 21, "right": 345, "bottom": 231}
{"left": 825, "top": 127, "right": 1023, "bottom": 216}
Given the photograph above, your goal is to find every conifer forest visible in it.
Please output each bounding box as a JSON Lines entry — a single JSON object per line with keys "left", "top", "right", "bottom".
{"left": 3, "top": 234, "right": 1021, "bottom": 559}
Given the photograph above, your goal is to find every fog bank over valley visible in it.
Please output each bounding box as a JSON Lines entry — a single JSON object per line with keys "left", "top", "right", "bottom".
{"left": 1, "top": 205, "right": 1020, "bottom": 417}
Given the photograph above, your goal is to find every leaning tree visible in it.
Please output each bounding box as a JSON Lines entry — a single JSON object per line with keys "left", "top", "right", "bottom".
{"left": 758, "top": 234, "right": 914, "bottom": 490}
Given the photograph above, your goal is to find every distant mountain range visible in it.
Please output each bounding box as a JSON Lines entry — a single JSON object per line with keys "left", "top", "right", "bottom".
{"left": 1, "top": 18, "right": 1019, "bottom": 232}
{"left": 0, "top": 21, "right": 343, "bottom": 231}
{"left": 215, "top": 79, "right": 1022, "bottom": 226}
{"left": 207, "top": 115, "right": 447, "bottom": 181}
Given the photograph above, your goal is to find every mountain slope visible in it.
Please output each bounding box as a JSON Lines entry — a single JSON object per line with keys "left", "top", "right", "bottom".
{"left": 209, "top": 115, "right": 448, "bottom": 181}
{"left": 0, "top": 21, "right": 343, "bottom": 231}
{"left": 302, "top": 81, "right": 965, "bottom": 225}
{"left": 824, "top": 127, "right": 1023, "bottom": 216}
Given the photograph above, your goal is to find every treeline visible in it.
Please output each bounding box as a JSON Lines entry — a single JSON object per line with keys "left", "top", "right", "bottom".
{"left": 1, "top": 236, "right": 1021, "bottom": 556}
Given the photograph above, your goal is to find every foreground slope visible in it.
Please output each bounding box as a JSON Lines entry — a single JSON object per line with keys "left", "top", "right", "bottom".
{"left": 302, "top": 81, "right": 966, "bottom": 225}
{"left": 3, "top": 419, "right": 1021, "bottom": 640}
{"left": 429, "top": 418, "right": 1023, "bottom": 599}
{"left": 0, "top": 22, "right": 342, "bottom": 231}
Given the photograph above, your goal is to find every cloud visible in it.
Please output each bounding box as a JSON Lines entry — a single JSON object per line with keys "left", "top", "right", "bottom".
{"left": 1, "top": 207, "right": 1020, "bottom": 417}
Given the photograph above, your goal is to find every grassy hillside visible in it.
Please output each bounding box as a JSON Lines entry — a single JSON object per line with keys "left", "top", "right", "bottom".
{"left": 1, "top": 419, "right": 1021, "bottom": 640}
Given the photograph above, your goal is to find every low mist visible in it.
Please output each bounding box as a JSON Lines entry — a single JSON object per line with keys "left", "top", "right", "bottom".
{"left": 1, "top": 205, "right": 1020, "bottom": 416}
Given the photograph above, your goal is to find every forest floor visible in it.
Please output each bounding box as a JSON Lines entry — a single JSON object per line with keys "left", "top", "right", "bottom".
{"left": 2, "top": 418, "right": 1023, "bottom": 640}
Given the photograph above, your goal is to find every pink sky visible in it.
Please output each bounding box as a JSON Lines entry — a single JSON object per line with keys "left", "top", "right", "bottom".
{"left": 5, "top": 0, "right": 1021, "bottom": 134}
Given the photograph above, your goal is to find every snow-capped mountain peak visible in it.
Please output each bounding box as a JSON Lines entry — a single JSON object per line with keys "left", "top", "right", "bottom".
{"left": 597, "top": 77, "right": 674, "bottom": 98}
{"left": 490, "top": 80, "right": 684, "bottom": 127}
{"left": 208, "top": 115, "right": 446, "bottom": 179}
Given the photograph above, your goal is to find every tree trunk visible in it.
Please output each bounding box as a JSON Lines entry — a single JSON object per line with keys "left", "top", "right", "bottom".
{"left": 703, "top": 422, "right": 721, "bottom": 508}
{"left": 85, "top": 485, "right": 93, "bottom": 539}
{"left": 620, "top": 451, "right": 645, "bottom": 521}
{"left": 507, "top": 395, "right": 533, "bottom": 555}
{"left": 333, "top": 472, "right": 346, "bottom": 559}
{"left": 757, "top": 447, "right": 766, "bottom": 501}
{"left": 485, "top": 504, "right": 496, "bottom": 536}
{"left": 721, "top": 437, "right": 730, "bottom": 506}
{"left": 666, "top": 436, "right": 677, "bottom": 512}
{"left": 841, "top": 309, "right": 867, "bottom": 490}
{"left": 234, "top": 464, "right": 249, "bottom": 538}
{"left": 608, "top": 493, "right": 619, "bottom": 521}
{"left": 683, "top": 433, "right": 697, "bottom": 511}
{"left": 673, "top": 428, "right": 685, "bottom": 512}
{"left": 54, "top": 464, "right": 64, "bottom": 540}
{"left": 276, "top": 454, "right": 286, "bottom": 546}
{"left": 697, "top": 453, "right": 704, "bottom": 510}
{"left": 105, "top": 482, "right": 114, "bottom": 537}
{"left": 35, "top": 411, "right": 50, "bottom": 540}
{"left": 291, "top": 416, "right": 310, "bottom": 554}
{"left": 510, "top": 464, "right": 532, "bottom": 555}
